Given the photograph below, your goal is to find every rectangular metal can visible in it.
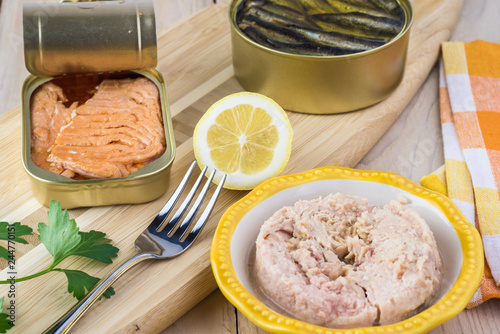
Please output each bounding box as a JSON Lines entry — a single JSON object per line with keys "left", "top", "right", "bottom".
{"left": 21, "top": 68, "right": 176, "bottom": 209}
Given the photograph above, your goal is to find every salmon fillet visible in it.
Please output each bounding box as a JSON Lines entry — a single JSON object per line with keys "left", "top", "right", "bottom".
{"left": 31, "top": 77, "right": 166, "bottom": 179}
{"left": 255, "top": 193, "right": 443, "bottom": 329}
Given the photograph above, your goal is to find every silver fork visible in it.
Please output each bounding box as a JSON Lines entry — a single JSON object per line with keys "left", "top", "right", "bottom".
{"left": 44, "top": 161, "right": 226, "bottom": 334}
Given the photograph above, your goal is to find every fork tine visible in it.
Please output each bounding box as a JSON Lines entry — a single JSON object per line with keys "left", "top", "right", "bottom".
{"left": 182, "top": 172, "right": 226, "bottom": 245}
{"left": 158, "top": 165, "right": 208, "bottom": 235}
{"left": 148, "top": 161, "right": 197, "bottom": 232}
{"left": 172, "top": 168, "right": 217, "bottom": 240}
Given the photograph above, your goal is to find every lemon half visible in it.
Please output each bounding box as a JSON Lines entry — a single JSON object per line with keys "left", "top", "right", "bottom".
{"left": 193, "top": 92, "right": 293, "bottom": 190}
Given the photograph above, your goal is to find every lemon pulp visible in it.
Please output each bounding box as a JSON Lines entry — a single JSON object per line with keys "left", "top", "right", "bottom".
{"left": 193, "top": 92, "right": 293, "bottom": 190}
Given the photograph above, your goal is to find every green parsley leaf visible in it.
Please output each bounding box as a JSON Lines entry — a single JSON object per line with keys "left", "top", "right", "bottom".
{"left": 0, "top": 249, "right": 10, "bottom": 262}
{"left": 0, "top": 222, "right": 33, "bottom": 244}
{"left": 0, "top": 222, "right": 33, "bottom": 261}
{"left": 0, "top": 200, "right": 119, "bottom": 304}
{"left": 0, "top": 297, "right": 14, "bottom": 333}
{"left": 68, "top": 231, "right": 119, "bottom": 264}
{"left": 59, "top": 269, "right": 115, "bottom": 301}
{"left": 38, "top": 200, "right": 81, "bottom": 267}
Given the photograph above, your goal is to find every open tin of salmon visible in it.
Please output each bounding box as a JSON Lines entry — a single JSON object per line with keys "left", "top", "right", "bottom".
{"left": 21, "top": 0, "right": 175, "bottom": 209}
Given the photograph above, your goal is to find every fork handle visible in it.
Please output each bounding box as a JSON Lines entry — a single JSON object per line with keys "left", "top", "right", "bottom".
{"left": 43, "top": 251, "right": 154, "bottom": 334}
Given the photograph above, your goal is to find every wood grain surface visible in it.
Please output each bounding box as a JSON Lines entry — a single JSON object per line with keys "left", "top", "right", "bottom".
{"left": 165, "top": 1, "right": 500, "bottom": 333}
{"left": 0, "top": 0, "right": 499, "bottom": 333}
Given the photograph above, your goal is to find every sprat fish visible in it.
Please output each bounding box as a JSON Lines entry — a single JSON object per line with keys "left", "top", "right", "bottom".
{"left": 236, "top": 0, "right": 406, "bottom": 56}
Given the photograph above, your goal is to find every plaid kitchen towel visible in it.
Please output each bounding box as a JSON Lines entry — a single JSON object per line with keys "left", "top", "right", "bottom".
{"left": 420, "top": 40, "right": 500, "bottom": 308}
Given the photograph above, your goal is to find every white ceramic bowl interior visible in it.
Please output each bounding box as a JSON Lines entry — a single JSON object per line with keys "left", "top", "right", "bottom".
{"left": 231, "top": 179, "right": 462, "bottom": 314}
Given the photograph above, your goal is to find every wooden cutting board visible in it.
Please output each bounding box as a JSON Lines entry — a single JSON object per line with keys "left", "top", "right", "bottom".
{"left": 0, "top": 0, "right": 463, "bottom": 332}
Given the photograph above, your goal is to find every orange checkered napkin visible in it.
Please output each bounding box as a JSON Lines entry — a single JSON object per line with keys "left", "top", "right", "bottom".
{"left": 421, "top": 40, "right": 500, "bottom": 308}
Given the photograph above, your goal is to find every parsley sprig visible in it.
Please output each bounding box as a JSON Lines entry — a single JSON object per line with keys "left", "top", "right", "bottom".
{"left": 0, "top": 297, "right": 14, "bottom": 334}
{"left": 0, "top": 200, "right": 119, "bottom": 300}
{"left": 0, "top": 223, "right": 33, "bottom": 260}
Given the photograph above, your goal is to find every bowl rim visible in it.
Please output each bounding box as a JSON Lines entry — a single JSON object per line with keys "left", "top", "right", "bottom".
{"left": 210, "top": 166, "right": 484, "bottom": 334}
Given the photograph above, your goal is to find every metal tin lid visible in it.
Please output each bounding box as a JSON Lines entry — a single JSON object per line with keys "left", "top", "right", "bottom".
{"left": 23, "top": 0, "right": 157, "bottom": 77}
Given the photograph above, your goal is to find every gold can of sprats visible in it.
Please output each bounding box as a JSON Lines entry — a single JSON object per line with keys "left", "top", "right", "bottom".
{"left": 229, "top": 0, "right": 414, "bottom": 114}
{"left": 21, "top": 1, "right": 176, "bottom": 209}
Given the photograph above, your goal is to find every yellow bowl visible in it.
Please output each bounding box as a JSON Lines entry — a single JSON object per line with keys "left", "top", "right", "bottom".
{"left": 211, "top": 166, "right": 483, "bottom": 333}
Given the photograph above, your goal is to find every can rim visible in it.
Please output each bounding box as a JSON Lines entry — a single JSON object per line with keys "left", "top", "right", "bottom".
{"left": 228, "top": 0, "right": 414, "bottom": 60}
{"left": 21, "top": 68, "right": 176, "bottom": 186}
